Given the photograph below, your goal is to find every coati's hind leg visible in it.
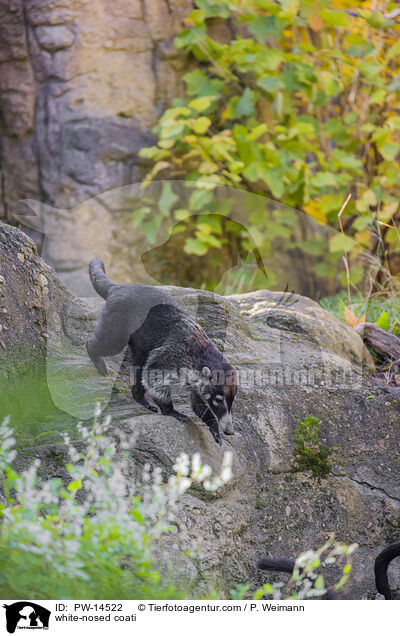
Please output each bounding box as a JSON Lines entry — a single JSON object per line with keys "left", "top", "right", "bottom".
{"left": 86, "top": 308, "right": 128, "bottom": 375}
{"left": 86, "top": 337, "right": 108, "bottom": 376}
{"left": 130, "top": 362, "right": 158, "bottom": 413}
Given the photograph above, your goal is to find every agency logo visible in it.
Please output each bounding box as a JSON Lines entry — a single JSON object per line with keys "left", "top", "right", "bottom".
{"left": 2, "top": 602, "right": 51, "bottom": 633}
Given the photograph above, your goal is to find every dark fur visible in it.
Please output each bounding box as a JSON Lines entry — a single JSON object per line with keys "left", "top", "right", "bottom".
{"left": 86, "top": 258, "right": 237, "bottom": 444}
{"left": 258, "top": 542, "right": 400, "bottom": 600}
{"left": 374, "top": 541, "right": 400, "bottom": 600}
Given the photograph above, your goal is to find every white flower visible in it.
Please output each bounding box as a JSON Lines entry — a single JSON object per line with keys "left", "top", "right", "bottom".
{"left": 173, "top": 453, "right": 190, "bottom": 475}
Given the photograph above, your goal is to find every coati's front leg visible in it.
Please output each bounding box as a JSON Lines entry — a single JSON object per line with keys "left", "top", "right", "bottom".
{"left": 151, "top": 392, "right": 192, "bottom": 423}
{"left": 190, "top": 390, "right": 222, "bottom": 445}
{"left": 132, "top": 357, "right": 191, "bottom": 422}
{"left": 131, "top": 382, "right": 158, "bottom": 414}
{"left": 130, "top": 364, "right": 158, "bottom": 413}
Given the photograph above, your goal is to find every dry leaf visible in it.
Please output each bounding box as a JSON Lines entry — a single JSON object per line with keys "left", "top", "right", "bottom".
{"left": 344, "top": 308, "right": 366, "bottom": 328}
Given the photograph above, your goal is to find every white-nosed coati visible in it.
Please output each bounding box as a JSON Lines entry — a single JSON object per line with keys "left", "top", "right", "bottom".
{"left": 86, "top": 258, "right": 237, "bottom": 444}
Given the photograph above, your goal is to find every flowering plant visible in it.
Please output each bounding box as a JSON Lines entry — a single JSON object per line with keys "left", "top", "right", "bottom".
{"left": 0, "top": 407, "right": 233, "bottom": 599}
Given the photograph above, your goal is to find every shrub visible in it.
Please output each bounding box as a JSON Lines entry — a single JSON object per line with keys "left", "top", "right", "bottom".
{"left": 293, "top": 415, "right": 331, "bottom": 477}
{"left": 137, "top": 0, "right": 400, "bottom": 294}
{"left": 0, "top": 409, "right": 233, "bottom": 599}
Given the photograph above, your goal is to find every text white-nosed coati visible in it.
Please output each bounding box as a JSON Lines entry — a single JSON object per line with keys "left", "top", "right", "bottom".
{"left": 86, "top": 258, "right": 237, "bottom": 444}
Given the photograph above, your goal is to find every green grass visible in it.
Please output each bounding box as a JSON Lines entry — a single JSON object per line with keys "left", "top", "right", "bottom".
{"left": 0, "top": 365, "right": 77, "bottom": 446}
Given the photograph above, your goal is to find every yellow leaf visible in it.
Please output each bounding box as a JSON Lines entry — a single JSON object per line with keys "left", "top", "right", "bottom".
{"left": 344, "top": 308, "right": 366, "bottom": 328}
{"left": 188, "top": 97, "right": 213, "bottom": 111}
{"left": 191, "top": 116, "right": 211, "bottom": 134}
{"left": 303, "top": 200, "right": 327, "bottom": 223}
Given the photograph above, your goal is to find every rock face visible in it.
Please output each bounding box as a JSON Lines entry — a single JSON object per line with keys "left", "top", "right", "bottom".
{"left": 0, "top": 0, "right": 191, "bottom": 221}
{"left": 1, "top": 222, "right": 399, "bottom": 599}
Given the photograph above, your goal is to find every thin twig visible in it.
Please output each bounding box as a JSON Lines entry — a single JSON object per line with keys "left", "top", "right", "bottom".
{"left": 337, "top": 193, "right": 352, "bottom": 304}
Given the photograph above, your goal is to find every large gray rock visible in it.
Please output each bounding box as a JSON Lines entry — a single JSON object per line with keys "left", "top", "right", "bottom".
{"left": 1, "top": 223, "right": 399, "bottom": 599}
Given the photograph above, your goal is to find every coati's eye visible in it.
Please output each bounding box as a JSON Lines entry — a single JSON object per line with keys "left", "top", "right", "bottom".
{"left": 212, "top": 395, "right": 224, "bottom": 406}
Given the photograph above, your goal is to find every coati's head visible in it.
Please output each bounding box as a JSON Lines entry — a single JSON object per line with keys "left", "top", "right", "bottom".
{"left": 191, "top": 365, "right": 237, "bottom": 444}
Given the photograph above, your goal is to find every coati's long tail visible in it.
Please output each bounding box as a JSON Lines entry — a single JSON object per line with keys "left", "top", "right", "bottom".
{"left": 257, "top": 558, "right": 295, "bottom": 574}
{"left": 374, "top": 541, "right": 400, "bottom": 600}
{"left": 257, "top": 557, "right": 337, "bottom": 599}
{"left": 89, "top": 258, "right": 115, "bottom": 299}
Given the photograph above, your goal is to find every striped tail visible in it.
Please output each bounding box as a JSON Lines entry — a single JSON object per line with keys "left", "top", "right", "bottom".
{"left": 88, "top": 258, "right": 115, "bottom": 299}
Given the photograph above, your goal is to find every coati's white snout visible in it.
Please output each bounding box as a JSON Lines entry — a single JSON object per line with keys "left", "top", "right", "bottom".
{"left": 220, "top": 412, "right": 234, "bottom": 435}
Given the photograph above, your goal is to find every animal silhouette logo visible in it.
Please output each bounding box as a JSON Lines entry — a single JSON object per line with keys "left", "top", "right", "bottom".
{"left": 2, "top": 602, "right": 50, "bottom": 633}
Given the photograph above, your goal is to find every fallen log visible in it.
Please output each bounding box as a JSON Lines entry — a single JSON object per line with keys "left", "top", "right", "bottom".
{"left": 355, "top": 322, "right": 400, "bottom": 363}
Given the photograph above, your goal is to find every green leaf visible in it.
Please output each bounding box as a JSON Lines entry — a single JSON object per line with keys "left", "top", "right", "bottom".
{"left": 378, "top": 141, "right": 399, "bottom": 161}
{"left": 246, "top": 123, "right": 268, "bottom": 141}
{"left": 67, "top": 480, "right": 82, "bottom": 492}
{"left": 243, "top": 162, "right": 259, "bottom": 182}
{"left": 248, "top": 16, "right": 283, "bottom": 43}
{"left": 141, "top": 215, "right": 163, "bottom": 244}
{"left": 131, "top": 509, "right": 145, "bottom": 525}
{"left": 158, "top": 182, "right": 179, "bottom": 216}
{"left": 236, "top": 88, "right": 256, "bottom": 118}
{"left": 329, "top": 233, "right": 355, "bottom": 253}
{"left": 375, "top": 311, "right": 390, "bottom": 331}
{"left": 196, "top": 232, "right": 221, "bottom": 248}
{"left": 131, "top": 207, "right": 151, "bottom": 227}
{"left": 184, "top": 238, "right": 208, "bottom": 255}
{"left": 310, "top": 172, "right": 338, "bottom": 189}
{"left": 175, "top": 25, "right": 206, "bottom": 49}
{"left": 197, "top": 1, "right": 230, "bottom": 19}
{"left": 387, "top": 40, "right": 400, "bottom": 60}
{"left": 248, "top": 16, "right": 271, "bottom": 43}
{"left": 387, "top": 74, "right": 400, "bottom": 92}
{"left": 189, "top": 189, "right": 213, "bottom": 211}
{"left": 257, "top": 49, "right": 284, "bottom": 71}
{"left": 257, "top": 77, "right": 285, "bottom": 94}
{"left": 174, "top": 208, "right": 190, "bottom": 220}
{"left": 314, "top": 575, "right": 325, "bottom": 589}
{"left": 192, "top": 116, "right": 211, "bottom": 134}
{"left": 184, "top": 69, "right": 223, "bottom": 98}
{"left": 160, "top": 121, "right": 186, "bottom": 140}
{"left": 320, "top": 9, "right": 350, "bottom": 27}
{"left": 258, "top": 165, "right": 284, "bottom": 199}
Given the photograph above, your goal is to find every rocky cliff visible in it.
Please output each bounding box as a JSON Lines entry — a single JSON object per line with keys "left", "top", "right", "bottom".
{"left": 1, "top": 222, "right": 399, "bottom": 599}
{"left": 0, "top": 0, "right": 190, "bottom": 219}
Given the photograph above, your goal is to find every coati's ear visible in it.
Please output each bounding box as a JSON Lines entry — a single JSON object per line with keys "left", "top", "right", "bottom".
{"left": 202, "top": 366, "right": 212, "bottom": 380}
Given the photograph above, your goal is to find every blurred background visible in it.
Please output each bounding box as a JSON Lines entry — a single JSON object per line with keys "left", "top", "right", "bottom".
{"left": 1, "top": 0, "right": 399, "bottom": 326}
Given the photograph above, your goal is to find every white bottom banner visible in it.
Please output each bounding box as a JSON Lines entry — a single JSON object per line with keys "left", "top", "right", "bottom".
{"left": 1, "top": 600, "right": 397, "bottom": 636}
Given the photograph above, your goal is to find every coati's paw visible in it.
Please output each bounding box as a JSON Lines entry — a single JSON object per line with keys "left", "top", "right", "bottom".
{"left": 95, "top": 359, "right": 108, "bottom": 376}
{"left": 172, "top": 410, "right": 192, "bottom": 423}
{"left": 210, "top": 431, "right": 222, "bottom": 445}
